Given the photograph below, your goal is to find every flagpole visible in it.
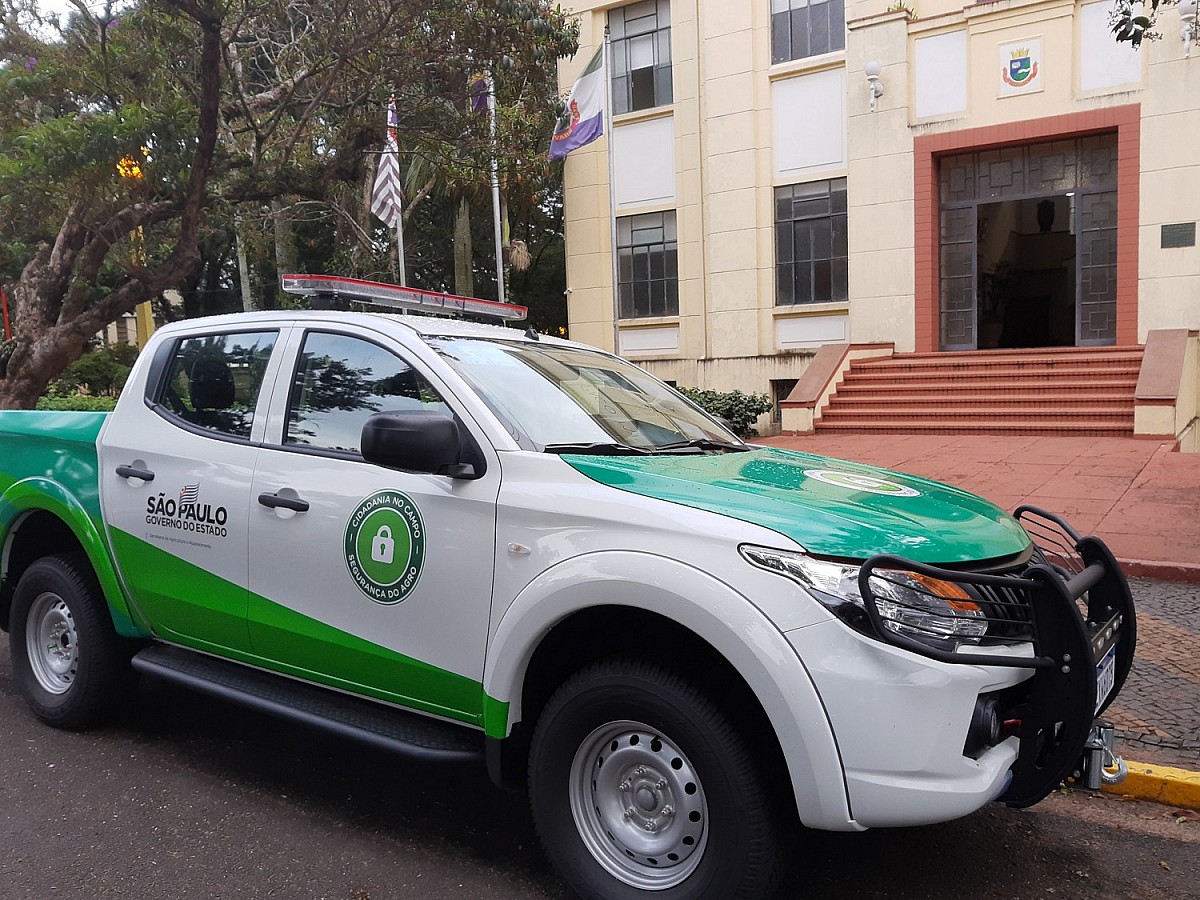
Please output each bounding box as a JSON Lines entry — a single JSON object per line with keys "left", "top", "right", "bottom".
{"left": 603, "top": 27, "right": 620, "bottom": 356}
{"left": 487, "top": 74, "right": 506, "bottom": 304}
{"left": 395, "top": 219, "right": 407, "bottom": 287}
{"left": 392, "top": 98, "right": 407, "bottom": 287}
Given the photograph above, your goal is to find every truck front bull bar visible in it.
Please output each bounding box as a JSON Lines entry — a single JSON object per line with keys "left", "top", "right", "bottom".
{"left": 857, "top": 506, "right": 1136, "bottom": 808}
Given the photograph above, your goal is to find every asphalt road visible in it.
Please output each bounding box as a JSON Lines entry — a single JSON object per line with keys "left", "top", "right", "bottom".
{"left": 2, "top": 638, "right": 1198, "bottom": 900}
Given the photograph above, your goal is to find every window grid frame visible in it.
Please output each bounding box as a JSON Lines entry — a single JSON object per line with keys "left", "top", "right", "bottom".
{"left": 770, "top": 0, "right": 846, "bottom": 65}
{"left": 774, "top": 178, "right": 849, "bottom": 307}
{"left": 610, "top": 0, "right": 673, "bottom": 114}
{"left": 616, "top": 210, "right": 680, "bottom": 320}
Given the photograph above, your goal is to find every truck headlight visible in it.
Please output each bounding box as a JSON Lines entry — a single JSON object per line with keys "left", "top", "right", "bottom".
{"left": 740, "top": 545, "right": 988, "bottom": 648}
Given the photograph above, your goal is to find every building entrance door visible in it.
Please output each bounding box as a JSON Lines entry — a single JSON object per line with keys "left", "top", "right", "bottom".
{"left": 937, "top": 135, "right": 1118, "bottom": 351}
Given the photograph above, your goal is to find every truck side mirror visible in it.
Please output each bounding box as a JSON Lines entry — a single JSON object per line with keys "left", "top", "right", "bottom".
{"left": 361, "top": 411, "right": 474, "bottom": 478}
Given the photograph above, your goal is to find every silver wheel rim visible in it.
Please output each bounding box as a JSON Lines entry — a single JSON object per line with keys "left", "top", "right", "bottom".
{"left": 25, "top": 591, "right": 79, "bottom": 695}
{"left": 568, "top": 720, "right": 709, "bottom": 891}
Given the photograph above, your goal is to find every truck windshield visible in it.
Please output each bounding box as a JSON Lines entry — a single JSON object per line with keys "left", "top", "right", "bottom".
{"left": 430, "top": 338, "right": 744, "bottom": 452}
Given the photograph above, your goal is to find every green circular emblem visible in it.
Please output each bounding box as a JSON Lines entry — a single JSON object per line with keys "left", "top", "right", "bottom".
{"left": 803, "top": 468, "right": 920, "bottom": 498}
{"left": 344, "top": 490, "right": 426, "bottom": 604}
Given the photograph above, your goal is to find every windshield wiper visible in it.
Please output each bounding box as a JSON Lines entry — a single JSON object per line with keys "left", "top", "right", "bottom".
{"left": 543, "top": 442, "right": 652, "bottom": 456}
{"left": 544, "top": 438, "right": 748, "bottom": 456}
{"left": 653, "top": 438, "right": 749, "bottom": 453}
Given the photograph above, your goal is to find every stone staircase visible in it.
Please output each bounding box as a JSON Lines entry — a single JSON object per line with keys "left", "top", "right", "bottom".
{"left": 816, "top": 346, "right": 1145, "bottom": 435}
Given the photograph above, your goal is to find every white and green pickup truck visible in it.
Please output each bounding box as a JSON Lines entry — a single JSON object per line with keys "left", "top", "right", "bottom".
{"left": 1, "top": 275, "right": 1135, "bottom": 900}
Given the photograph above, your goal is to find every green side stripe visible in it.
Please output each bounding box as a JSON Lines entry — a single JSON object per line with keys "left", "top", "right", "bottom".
{"left": 0, "top": 411, "right": 146, "bottom": 638}
{"left": 248, "top": 591, "right": 484, "bottom": 724}
{"left": 108, "top": 527, "right": 252, "bottom": 650}
{"left": 482, "top": 694, "right": 512, "bottom": 741}
{"left": 110, "top": 528, "right": 508, "bottom": 734}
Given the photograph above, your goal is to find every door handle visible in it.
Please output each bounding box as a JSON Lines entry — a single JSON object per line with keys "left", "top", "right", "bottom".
{"left": 115, "top": 465, "right": 155, "bottom": 482}
{"left": 257, "top": 492, "right": 310, "bottom": 513}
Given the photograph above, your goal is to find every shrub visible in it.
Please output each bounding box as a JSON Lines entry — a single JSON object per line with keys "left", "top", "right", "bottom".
{"left": 52, "top": 344, "right": 141, "bottom": 397}
{"left": 676, "top": 387, "right": 773, "bottom": 437}
{"left": 35, "top": 394, "right": 118, "bottom": 412}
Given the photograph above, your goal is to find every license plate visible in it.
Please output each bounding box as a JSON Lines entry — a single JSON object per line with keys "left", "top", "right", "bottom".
{"left": 1095, "top": 645, "right": 1117, "bottom": 713}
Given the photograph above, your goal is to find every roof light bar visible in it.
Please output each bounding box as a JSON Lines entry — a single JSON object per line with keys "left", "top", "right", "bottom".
{"left": 280, "top": 274, "right": 528, "bottom": 322}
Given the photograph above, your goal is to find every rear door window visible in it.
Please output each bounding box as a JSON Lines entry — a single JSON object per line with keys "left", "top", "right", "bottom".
{"left": 158, "top": 332, "right": 278, "bottom": 439}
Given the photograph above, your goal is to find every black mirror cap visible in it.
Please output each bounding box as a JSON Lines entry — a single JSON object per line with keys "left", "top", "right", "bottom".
{"left": 361, "top": 410, "right": 474, "bottom": 478}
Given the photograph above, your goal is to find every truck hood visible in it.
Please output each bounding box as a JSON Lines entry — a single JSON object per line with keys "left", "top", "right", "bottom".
{"left": 560, "top": 446, "right": 1030, "bottom": 564}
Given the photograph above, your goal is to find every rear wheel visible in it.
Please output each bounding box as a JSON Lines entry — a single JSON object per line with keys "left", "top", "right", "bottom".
{"left": 9, "top": 554, "right": 131, "bottom": 729}
{"left": 529, "top": 658, "right": 786, "bottom": 900}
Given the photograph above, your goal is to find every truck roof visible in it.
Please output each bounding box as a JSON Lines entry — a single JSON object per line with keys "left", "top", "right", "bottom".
{"left": 152, "top": 309, "right": 584, "bottom": 351}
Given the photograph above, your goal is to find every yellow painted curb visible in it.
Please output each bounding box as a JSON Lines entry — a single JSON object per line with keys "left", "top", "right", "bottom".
{"left": 1101, "top": 760, "right": 1200, "bottom": 809}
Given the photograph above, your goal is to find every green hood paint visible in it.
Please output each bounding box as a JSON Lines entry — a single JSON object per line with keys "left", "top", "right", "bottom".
{"left": 562, "top": 447, "right": 1030, "bottom": 564}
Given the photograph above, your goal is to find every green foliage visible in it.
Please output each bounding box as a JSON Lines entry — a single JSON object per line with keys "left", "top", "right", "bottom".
{"left": 884, "top": 1, "right": 918, "bottom": 18}
{"left": 675, "top": 388, "right": 773, "bottom": 438}
{"left": 51, "top": 343, "right": 140, "bottom": 397}
{"left": 1108, "top": 0, "right": 1166, "bottom": 46}
{"left": 168, "top": 0, "right": 577, "bottom": 319}
{"left": 35, "top": 393, "right": 118, "bottom": 411}
{"left": 0, "top": 0, "right": 579, "bottom": 401}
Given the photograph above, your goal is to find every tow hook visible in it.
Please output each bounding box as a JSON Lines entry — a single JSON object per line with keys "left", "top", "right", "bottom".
{"left": 1080, "top": 721, "right": 1127, "bottom": 789}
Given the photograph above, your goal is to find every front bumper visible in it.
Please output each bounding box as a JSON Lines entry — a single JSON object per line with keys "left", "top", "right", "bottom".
{"left": 856, "top": 506, "right": 1136, "bottom": 809}
{"left": 785, "top": 618, "right": 1032, "bottom": 828}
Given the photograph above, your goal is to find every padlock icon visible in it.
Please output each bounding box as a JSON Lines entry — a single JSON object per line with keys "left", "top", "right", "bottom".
{"left": 371, "top": 525, "right": 395, "bottom": 565}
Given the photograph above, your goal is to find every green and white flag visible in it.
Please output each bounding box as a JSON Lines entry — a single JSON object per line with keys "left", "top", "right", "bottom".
{"left": 549, "top": 46, "right": 605, "bottom": 161}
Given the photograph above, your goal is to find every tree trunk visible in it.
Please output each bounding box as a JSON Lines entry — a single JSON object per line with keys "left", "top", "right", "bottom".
{"left": 272, "top": 198, "right": 298, "bottom": 282}
{"left": 454, "top": 196, "right": 473, "bottom": 297}
{"left": 236, "top": 220, "right": 254, "bottom": 312}
{"left": 353, "top": 154, "right": 379, "bottom": 272}
{"left": 0, "top": 0, "right": 223, "bottom": 409}
{"left": 0, "top": 331, "right": 94, "bottom": 409}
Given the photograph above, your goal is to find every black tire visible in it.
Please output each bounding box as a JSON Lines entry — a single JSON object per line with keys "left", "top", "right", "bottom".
{"left": 528, "top": 658, "right": 786, "bottom": 900}
{"left": 9, "top": 553, "right": 131, "bottom": 730}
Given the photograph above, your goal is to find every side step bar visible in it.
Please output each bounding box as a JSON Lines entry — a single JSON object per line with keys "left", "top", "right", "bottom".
{"left": 132, "top": 644, "right": 484, "bottom": 764}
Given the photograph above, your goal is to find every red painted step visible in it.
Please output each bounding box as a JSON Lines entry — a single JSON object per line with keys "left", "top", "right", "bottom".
{"left": 816, "top": 421, "right": 1134, "bottom": 436}
{"left": 832, "top": 383, "right": 1136, "bottom": 397}
{"left": 814, "top": 346, "right": 1143, "bottom": 436}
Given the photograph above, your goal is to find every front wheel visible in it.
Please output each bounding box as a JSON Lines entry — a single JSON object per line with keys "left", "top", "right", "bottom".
{"left": 528, "top": 659, "right": 786, "bottom": 900}
{"left": 9, "top": 553, "right": 131, "bottom": 729}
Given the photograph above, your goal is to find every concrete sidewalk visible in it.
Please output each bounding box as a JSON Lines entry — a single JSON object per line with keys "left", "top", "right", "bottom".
{"left": 759, "top": 433, "right": 1200, "bottom": 802}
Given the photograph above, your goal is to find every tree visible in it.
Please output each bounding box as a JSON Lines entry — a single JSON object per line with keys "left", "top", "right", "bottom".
{"left": 0, "top": 0, "right": 222, "bottom": 408}
{"left": 1108, "top": 0, "right": 1183, "bottom": 47}
{"left": 0, "top": 0, "right": 578, "bottom": 408}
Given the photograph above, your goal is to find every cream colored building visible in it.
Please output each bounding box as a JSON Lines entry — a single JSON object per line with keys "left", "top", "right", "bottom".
{"left": 559, "top": 0, "right": 1200, "bottom": 439}
{"left": 100, "top": 290, "right": 183, "bottom": 348}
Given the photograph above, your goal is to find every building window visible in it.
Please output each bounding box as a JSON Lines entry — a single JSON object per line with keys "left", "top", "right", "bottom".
{"left": 775, "top": 179, "right": 848, "bottom": 306}
{"left": 617, "top": 211, "right": 678, "bottom": 319}
{"left": 771, "top": 0, "right": 845, "bottom": 64}
{"left": 610, "top": 0, "right": 672, "bottom": 114}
